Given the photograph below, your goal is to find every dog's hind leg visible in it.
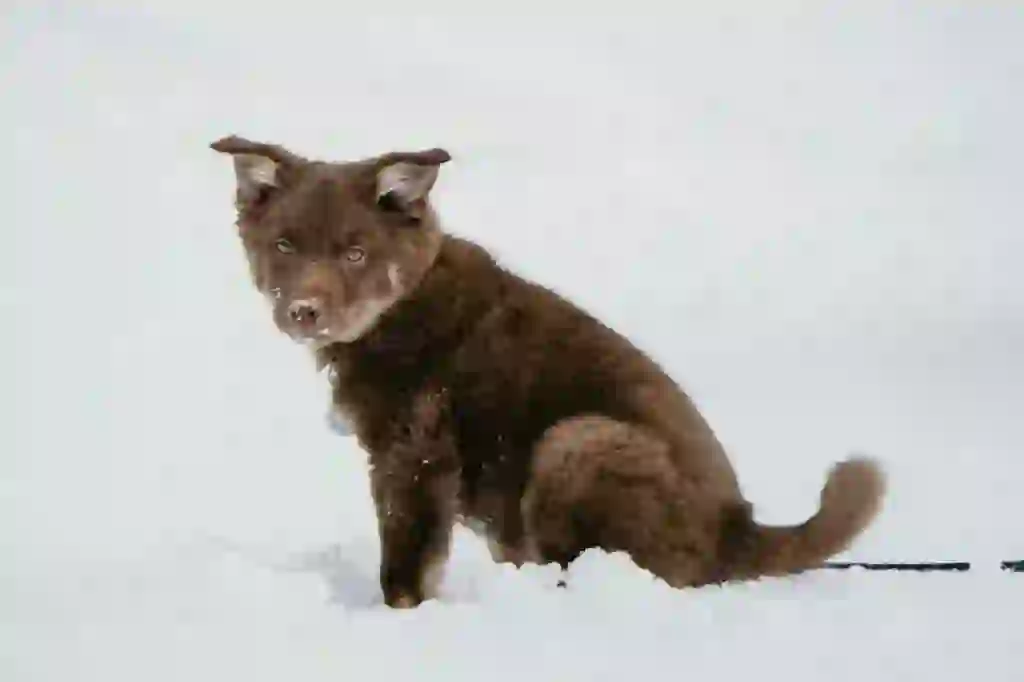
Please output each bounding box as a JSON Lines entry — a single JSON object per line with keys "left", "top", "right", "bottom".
{"left": 521, "top": 415, "right": 715, "bottom": 587}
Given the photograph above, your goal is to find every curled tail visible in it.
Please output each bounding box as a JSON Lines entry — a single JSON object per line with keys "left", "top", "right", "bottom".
{"left": 720, "top": 456, "right": 887, "bottom": 580}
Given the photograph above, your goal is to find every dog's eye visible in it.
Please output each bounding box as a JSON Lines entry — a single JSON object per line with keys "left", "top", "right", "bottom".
{"left": 345, "top": 246, "right": 365, "bottom": 263}
{"left": 274, "top": 238, "right": 295, "bottom": 254}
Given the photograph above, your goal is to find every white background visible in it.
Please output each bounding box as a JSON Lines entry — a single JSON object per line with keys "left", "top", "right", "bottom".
{"left": 3, "top": 1, "right": 1022, "bottom": 679}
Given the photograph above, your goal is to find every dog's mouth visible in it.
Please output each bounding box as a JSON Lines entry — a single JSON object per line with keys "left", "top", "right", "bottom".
{"left": 286, "top": 324, "right": 338, "bottom": 346}
{"left": 275, "top": 295, "right": 398, "bottom": 346}
{"left": 281, "top": 316, "right": 344, "bottom": 347}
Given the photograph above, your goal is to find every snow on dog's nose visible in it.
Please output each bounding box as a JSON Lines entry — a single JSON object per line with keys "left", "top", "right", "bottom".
{"left": 288, "top": 298, "right": 323, "bottom": 329}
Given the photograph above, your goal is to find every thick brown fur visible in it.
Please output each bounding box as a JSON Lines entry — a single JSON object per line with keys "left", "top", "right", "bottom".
{"left": 209, "top": 135, "right": 887, "bottom": 608}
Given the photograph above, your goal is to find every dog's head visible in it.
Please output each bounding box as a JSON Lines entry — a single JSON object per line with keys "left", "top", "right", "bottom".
{"left": 210, "top": 135, "right": 450, "bottom": 346}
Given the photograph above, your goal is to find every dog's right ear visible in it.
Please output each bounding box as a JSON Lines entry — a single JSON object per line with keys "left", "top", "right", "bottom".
{"left": 210, "top": 135, "right": 304, "bottom": 210}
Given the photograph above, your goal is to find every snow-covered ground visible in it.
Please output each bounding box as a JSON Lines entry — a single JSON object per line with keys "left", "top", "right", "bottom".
{"left": 4, "top": 1, "right": 1023, "bottom": 679}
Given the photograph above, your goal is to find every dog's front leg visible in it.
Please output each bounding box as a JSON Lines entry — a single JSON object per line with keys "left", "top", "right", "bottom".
{"left": 372, "top": 454, "right": 458, "bottom": 608}
{"left": 369, "top": 396, "right": 459, "bottom": 609}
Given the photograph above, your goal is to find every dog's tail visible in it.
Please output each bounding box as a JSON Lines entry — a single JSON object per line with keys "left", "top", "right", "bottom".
{"left": 720, "top": 456, "right": 886, "bottom": 580}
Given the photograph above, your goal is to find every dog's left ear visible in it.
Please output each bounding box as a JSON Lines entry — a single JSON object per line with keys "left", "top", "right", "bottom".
{"left": 210, "top": 135, "right": 305, "bottom": 210}
{"left": 374, "top": 148, "right": 451, "bottom": 218}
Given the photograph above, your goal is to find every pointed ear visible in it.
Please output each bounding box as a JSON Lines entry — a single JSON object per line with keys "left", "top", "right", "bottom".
{"left": 209, "top": 135, "right": 304, "bottom": 209}
{"left": 374, "top": 148, "right": 451, "bottom": 218}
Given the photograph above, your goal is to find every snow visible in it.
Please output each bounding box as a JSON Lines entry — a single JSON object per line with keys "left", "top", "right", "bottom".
{"left": 3, "top": 1, "right": 1023, "bottom": 680}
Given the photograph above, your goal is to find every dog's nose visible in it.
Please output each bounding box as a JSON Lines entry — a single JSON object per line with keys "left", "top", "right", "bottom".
{"left": 288, "top": 299, "right": 322, "bottom": 327}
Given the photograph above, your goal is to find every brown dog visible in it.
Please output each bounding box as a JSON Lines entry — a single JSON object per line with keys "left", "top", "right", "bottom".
{"left": 210, "top": 135, "right": 886, "bottom": 608}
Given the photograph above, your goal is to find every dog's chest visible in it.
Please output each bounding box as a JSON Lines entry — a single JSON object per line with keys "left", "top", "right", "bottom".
{"left": 325, "top": 402, "right": 356, "bottom": 437}
{"left": 322, "top": 362, "right": 359, "bottom": 437}
{"left": 320, "top": 354, "right": 427, "bottom": 445}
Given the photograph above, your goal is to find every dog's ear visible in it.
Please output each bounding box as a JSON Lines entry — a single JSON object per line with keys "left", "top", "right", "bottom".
{"left": 374, "top": 148, "right": 451, "bottom": 218}
{"left": 210, "top": 135, "right": 305, "bottom": 210}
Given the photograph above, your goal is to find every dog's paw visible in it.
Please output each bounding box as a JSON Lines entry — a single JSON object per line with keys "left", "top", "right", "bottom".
{"left": 388, "top": 593, "right": 421, "bottom": 609}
